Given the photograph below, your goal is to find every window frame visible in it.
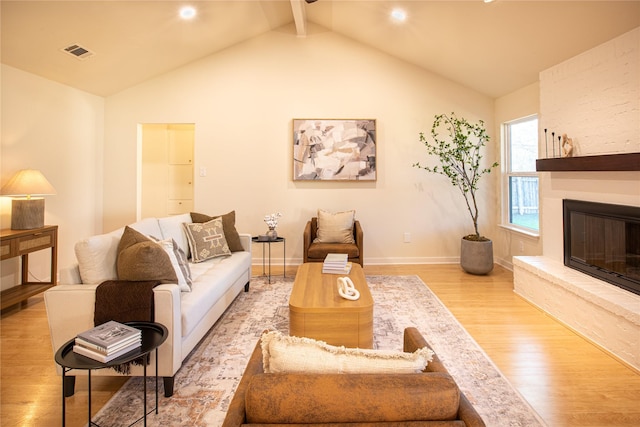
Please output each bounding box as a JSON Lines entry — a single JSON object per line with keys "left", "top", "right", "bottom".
{"left": 501, "top": 114, "right": 540, "bottom": 236}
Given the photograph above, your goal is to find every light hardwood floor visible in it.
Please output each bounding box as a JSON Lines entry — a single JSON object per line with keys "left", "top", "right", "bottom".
{"left": 1, "top": 264, "right": 639, "bottom": 426}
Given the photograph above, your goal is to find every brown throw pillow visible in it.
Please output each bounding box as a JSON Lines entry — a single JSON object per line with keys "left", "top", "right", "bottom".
{"left": 116, "top": 226, "right": 178, "bottom": 283}
{"left": 190, "top": 210, "right": 243, "bottom": 252}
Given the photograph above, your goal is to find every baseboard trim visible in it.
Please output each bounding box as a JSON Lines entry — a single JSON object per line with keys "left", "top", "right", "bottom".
{"left": 253, "top": 256, "right": 515, "bottom": 268}
{"left": 253, "top": 256, "right": 460, "bottom": 266}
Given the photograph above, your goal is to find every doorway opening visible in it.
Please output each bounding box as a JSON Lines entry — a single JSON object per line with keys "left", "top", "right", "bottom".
{"left": 139, "top": 123, "right": 195, "bottom": 218}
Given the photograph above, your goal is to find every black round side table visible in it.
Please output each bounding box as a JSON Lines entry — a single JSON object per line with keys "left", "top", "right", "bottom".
{"left": 251, "top": 236, "right": 286, "bottom": 283}
{"left": 55, "top": 321, "right": 168, "bottom": 427}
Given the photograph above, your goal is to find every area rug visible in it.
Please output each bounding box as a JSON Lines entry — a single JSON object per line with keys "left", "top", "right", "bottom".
{"left": 92, "top": 275, "right": 547, "bottom": 427}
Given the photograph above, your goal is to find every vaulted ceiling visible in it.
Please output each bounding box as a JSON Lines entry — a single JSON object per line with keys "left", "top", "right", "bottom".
{"left": 2, "top": 1, "right": 639, "bottom": 98}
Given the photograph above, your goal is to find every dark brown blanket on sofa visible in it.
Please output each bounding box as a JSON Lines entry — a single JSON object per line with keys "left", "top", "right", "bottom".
{"left": 94, "top": 280, "right": 161, "bottom": 325}
{"left": 94, "top": 280, "right": 161, "bottom": 373}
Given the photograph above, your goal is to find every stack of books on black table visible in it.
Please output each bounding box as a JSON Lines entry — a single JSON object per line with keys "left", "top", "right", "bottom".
{"left": 322, "top": 253, "right": 352, "bottom": 274}
{"left": 73, "top": 320, "right": 142, "bottom": 363}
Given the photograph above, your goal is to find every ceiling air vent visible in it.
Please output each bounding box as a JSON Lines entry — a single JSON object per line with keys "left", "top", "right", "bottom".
{"left": 61, "top": 44, "right": 94, "bottom": 60}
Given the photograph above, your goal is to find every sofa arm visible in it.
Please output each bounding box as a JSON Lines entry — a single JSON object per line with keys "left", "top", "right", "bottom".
{"left": 403, "top": 327, "right": 486, "bottom": 427}
{"left": 59, "top": 264, "right": 82, "bottom": 284}
{"left": 44, "top": 282, "right": 183, "bottom": 377}
{"left": 404, "top": 327, "right": 446, "bottom": 373}
{"left": 238, "top": 233, "right": 252, "bottom": 253}
{"left": 303, "top": 221, "right": 312, "bottom": 263}
{"left": 354, "top": 219, "right": 364, "bottom": 261}
{"left": 45, "top": 283, "right": 101, "bottom": 366}
{"left": 151, "top": 283, "right": 183, "bottom": 376}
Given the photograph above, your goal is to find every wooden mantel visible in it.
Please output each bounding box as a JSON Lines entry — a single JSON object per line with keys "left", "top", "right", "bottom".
{"left": 536, "top": 152, "right": 640, "bottom": 172}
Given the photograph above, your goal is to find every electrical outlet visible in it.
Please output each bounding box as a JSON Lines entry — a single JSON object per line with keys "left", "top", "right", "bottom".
{"left": 519, "top": 241, "right": 525, "bottom": 253}
{"left": 199, "top": 167, "right": 207, "bottom": 177}
{"left": 403, "top": 232, "right": 411, "bottom": 243}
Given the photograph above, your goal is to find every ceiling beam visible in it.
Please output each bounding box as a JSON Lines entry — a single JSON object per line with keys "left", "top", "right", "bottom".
{"left": 290, "top": 0, "right": 307, "bottom": 37}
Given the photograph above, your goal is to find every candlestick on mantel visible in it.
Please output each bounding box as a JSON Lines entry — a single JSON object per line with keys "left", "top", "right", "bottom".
{"left": 544, "top": 128, "right": 548, "bottom": 158}
{"left": 558, "top": 135, "right": 562, "bottom": 158}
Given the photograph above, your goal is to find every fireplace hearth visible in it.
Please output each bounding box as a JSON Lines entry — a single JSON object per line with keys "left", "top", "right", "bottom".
{"left": 563, "top": 199, "right": 640, "bottom": 296}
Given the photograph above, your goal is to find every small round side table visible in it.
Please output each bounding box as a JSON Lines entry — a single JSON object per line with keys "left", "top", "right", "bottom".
{"left": 55, "top": 321, "right": 168, "bottom": 427}
{"left": 251, "top": 236, "right": 286, "bottom": 283}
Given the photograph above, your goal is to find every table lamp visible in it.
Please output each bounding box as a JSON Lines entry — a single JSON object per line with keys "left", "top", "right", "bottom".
{"left": 0, "top": 169, "right": 57, "bottom": 230}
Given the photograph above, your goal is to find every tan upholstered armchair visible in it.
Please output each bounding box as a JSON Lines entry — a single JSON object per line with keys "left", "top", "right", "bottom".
{"left": 221, "top": 327, "right": 486, "bottom": 427}
{"left": 303, "top": 217, "right": 364, "bottom": 267}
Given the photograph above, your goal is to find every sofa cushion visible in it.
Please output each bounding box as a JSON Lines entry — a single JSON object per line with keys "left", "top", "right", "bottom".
{"left": 75, "top": 228, "right": 123, "bottom": 284}
{"left": 314, "top": 209, "right": 355, "bottom": 244}
{"left": 179, "top": 250, "right": 252, "bottom": 337}
{"left": 245, "top": 372, "right": 460, "bottom": 424}
{"left": 183, "top": 218, "right": 231, "bottom": 262}
{"left": 191, "top": 211, "right": 243, "bottom": 252}
{"left": 116, "top": 226, "right": 178, "bottom": 283}
{"left": 158, "top": 213, "right": 192, "bottom": 257}
{"left": 307, "top": 242, "right": 359, "bottom": 259}
{"left": 261, "top": 330, "right": 433, "bottom": 374}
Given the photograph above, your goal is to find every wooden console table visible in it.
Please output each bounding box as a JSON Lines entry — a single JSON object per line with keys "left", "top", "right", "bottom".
{"left": 0, "top": 225, "right": 58, "bottom": 309}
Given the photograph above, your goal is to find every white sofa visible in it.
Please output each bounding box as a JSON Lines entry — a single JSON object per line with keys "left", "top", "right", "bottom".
{"left": 44, "top": 213, "right": 252, "bottom": 397}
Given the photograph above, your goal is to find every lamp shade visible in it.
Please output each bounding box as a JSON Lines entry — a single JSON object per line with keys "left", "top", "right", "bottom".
{"left": 0, "top": 169, "right": 57, "bottom": 197}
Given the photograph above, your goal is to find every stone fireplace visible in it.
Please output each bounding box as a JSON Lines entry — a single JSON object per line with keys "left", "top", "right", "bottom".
{"left": 513, "top": 27, "right": 640, "bottom": 371}
{"left": 513, "top": 164, "right": 639, "bottom": 372}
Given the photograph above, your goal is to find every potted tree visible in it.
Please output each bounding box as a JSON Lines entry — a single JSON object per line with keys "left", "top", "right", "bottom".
{"left": 414, "top": 112, "right": 498, "bottom": 274}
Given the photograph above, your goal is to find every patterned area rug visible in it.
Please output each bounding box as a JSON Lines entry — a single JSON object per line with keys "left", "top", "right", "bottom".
{"left": 92, "top": 275, "right": 547, "bottom": 427}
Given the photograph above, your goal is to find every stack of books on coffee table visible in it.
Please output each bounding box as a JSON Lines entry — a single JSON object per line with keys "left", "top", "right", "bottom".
{"left": 322, "top": 253, "right": 352, "bottom": 274}
{"left": 73, "top": 320, "right": 142, "bottom": 363}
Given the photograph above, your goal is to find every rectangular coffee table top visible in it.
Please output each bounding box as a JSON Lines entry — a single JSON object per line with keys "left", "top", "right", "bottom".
{"left": 289, "top": 262, "right": 373, "bottom": 313}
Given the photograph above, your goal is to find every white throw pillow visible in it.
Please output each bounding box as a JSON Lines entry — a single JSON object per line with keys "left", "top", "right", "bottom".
{"left": 314, "top": 209, "right": 355, "bottom": 244}
{"left": 158, "top": 213, "right": 192, "bottom": 258}
{"left": 74, "top": 228, "right": 123, "bottom": 284}
{"left": 128, "top": 217, "right": 163, "bottom": 239}
{"left": 261, "top": 331, "right": 433, "bottom": 374}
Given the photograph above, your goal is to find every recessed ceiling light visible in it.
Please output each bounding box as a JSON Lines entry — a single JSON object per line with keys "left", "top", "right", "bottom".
{"left": 484, "top": 0, "right": 496, "bottom": 3}
{"left": 179, "top": 6, "right": 197, "bottom": 20}
{"left": 391, "top": 8, "right": 407, "bottom": 22}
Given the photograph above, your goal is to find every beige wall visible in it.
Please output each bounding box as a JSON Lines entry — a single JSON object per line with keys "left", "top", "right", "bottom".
{"left": 7, "top": 23, "right": 560, "bottom": 288}
{"left": 104, "top": 24, "right": 497, "bottom": 266}
{"left": 8, "top": 23, "right": 632, "bottom": 284}
{"left": 1, "top": 64, "right": 104, "bottom": 288}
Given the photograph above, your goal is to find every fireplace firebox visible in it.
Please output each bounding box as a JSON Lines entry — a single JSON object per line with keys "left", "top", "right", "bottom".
{"left": 563, "top": 199, "right": 640, "bottom": 296}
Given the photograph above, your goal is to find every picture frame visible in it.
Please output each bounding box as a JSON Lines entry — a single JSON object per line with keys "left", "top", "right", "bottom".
{"left": 293, "top": 119, "right": 376, "bottom": 181}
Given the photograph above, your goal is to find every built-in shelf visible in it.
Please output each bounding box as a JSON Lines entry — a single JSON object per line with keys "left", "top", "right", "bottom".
{"left": 536, "top": 152, "right": 640, "bottom": 172}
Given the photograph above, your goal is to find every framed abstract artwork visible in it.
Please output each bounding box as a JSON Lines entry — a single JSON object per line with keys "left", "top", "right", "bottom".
{"left": 293, "top": 119, "right": 376, "bottom": 181}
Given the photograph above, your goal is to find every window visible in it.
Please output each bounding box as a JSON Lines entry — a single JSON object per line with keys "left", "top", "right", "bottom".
{"left": 503, "top": 116, "right": 539, "bottom": 232}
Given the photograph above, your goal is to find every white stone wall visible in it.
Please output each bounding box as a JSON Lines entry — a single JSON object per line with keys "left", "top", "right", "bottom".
{"left": 538, "top": 27, "right": 640, "bottom": 261}
{"left": 539, "top": 27, "right": 639, "bottom": 157}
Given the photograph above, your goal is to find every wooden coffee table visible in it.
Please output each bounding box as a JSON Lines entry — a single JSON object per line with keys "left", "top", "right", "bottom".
{"left": 289, "top": 262, "right": 373, "bottom": 348}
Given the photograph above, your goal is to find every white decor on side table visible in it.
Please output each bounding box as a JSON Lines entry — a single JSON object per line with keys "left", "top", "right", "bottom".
{"left": 263, "top": 212, "right": 282, "bottom": 241}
